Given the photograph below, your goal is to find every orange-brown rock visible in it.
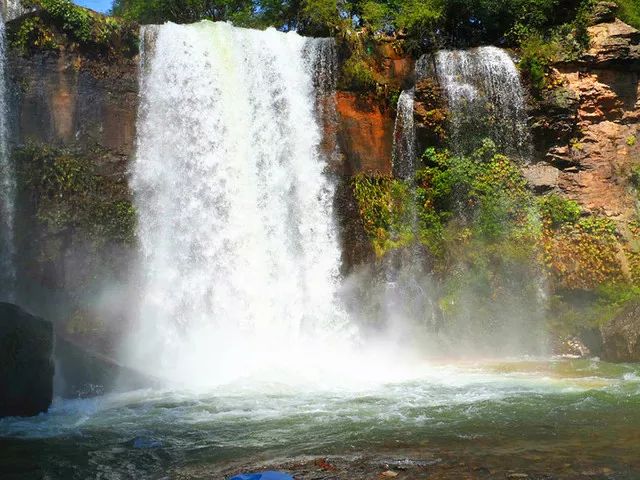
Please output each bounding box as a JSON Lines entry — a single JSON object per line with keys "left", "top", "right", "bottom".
{"left": 550, "top": 68, "right": 640, "bottom": 222}
{"left": 10, "top": 51, "right": 138, "bottom": 156}
{"left": 529, "top": 17, "right": 640, "bottom": 229}
{"left": 335, "top": 92, "right": 394, "bottom": 175}
{"left": 372, "top": 38, "right": 415, "bottom": 88}
{"left": 583, "top": 19, "right": 640, "bottom": 69}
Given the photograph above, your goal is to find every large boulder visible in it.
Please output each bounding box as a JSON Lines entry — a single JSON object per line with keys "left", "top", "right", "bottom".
{"left": 583, "top": 18, "right": 640, "bottom": 70}
{"left": 601, "top": 301, "right": 640, "bottom": 362}
{"left": 0, "top": 303, "right": 54, "bottom": 417}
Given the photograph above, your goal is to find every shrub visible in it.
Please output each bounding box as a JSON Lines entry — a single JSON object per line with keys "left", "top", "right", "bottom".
{"left": 11, "top": 0, "right": 137, "bottom": 56}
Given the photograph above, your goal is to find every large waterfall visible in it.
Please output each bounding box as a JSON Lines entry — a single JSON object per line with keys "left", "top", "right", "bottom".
{"left": 129, "top": 22, "right": 351, "bottom": 386}
{"left": 434, "top": 46, "right": 529, "bottom": 157}
{"left": 0, "top": 13, "right": 15, "bottom": 300}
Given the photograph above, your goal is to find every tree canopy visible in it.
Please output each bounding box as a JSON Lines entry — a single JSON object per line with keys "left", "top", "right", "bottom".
{"left": 111, "top": 0, "right": 639, "bottom": 46}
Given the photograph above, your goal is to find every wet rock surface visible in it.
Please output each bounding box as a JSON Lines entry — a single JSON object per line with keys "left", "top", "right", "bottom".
{"left": 0, "top": 302, "right": 54, "bottom": 417}
{"left": 602, "top": 300, "right": 640, "bottom": 362}
{"left": 335, "top": 92, "right": 394, "bottom": 175}
{"left": 54, "top": 335, "right": 160, "bottom": 398}
{"left": 189, "top": 453, "right": 636, "bottom": 480}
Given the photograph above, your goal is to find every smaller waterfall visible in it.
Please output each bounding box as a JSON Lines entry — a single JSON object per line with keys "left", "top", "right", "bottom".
{"left": 303, "top": 38, "right": 339, "bottom": 163}
{"left": 392, "top": 88, "right": 416, "bottom": 179}
{"left": 0, "top": 13, "right": 15, "bottom": 300}
{"left": 435, "top": 46, "right": 529, "bottom": 157}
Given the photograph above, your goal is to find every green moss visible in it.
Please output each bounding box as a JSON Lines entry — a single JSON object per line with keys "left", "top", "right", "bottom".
{"left": 15, "top": 143, "right": 136, "bottom": 253}
{"left": 518, "top": 34, "right": 563, "bottom": 92}
{"left": 339, "top": 56, "right": 377, "bottom": 91}
{"left": 627, "top": 134, "right": 637, "bottom": 147}
{"left": 537, "top": 193, "right": 581, "bottom": 229}
{"left": 351, "top": 174, "right": 415, "bottom": 256}
{"left": 631, "top": 164, "right": 640, "bottom": 186}
{"left": 615, "top": 0, "right": 640, "bottom": 29}
{"left": 12, "top": 17, "right": 58, "bottom": 52}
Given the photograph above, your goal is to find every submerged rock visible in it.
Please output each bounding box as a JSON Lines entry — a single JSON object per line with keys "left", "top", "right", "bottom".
{"left": 601, "top": 301, "right": 640, "bottom": 362}
{"left": 0, "top": 303, "right": 54, "bottom": 417}
{"left": 55, "top": 335, "right": 160, "bottom": 398}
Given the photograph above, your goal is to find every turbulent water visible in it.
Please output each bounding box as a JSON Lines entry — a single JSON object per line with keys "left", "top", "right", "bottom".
{"left": 128, "top": 22, "right": 350, "bottom": 386}
{"left": 2, "top": 360, "right": 640, "bottom": 478}
{"left": 433, "top": 46, "right": 529, "bottom": 157}
{"left": 392, "top": 88, "right": 416, "bottom": 179}
{"left": 0, "top": 13, "right": 15, "bottom": 300}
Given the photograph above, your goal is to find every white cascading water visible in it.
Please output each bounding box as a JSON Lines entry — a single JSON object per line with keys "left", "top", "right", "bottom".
{"left": 434, "top": 46, "right": 529, "bottom": 157}
{"left": 128, "top": 22, "right": 355, "bottom": 387}
{"left": 0, "top": 13, "right": 15, "bottom": 300}
{"left": 391, "top": 88, "right": 416, "bottom": 179}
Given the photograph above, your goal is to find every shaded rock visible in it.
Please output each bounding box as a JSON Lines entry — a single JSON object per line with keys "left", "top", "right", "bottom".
{"left": 601, "top": 300, "right": 640, "bottom": 362}
{"left": 0, "top": 303, "right": 54, "bottom": 417}
{"left": 552, "top": 336, "right": 591, "bottom": 358}
{"left": 55, "top": 335, "right": 160, "bottom": 398}
{"left": 591, "top": 1, "right": 619, "bottom": 25}
{"left": 334, "top": 179, "right": 375, "bottom": 272}
{"left": 522, "top": 163, "right": 560, "bottom": 192}
{"left": 413, "top": 77, "right": 447, "bottom": 152}
{"left": 529, "top": 82, "right": 579, "bottom": 160}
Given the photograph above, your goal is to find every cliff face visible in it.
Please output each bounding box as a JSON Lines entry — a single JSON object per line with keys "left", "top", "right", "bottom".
{"left": 5, "top": 11, "right": 640, "bottom": 353}
{"left": 7, "top": 49, "right": 138, "bottom": 349}
{"left": 527, "top": 18, "right": 640, "bottom": 226}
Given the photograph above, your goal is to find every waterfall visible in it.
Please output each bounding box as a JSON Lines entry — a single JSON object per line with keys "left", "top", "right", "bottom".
{"left": 0, "top": 13, "right": 15, "bottom": 300}
{"left": 434, "top": 46, "right": 529, "bottom": 157}
{"left": 129, "top": 22, "right": 350, "bottom": 385}
{"left": 392, "top": 88, "right": 416, "bottom": 179}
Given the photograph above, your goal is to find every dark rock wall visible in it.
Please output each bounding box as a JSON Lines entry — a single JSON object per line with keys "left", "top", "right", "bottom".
{"left": 7, "top": 50, "right": 138, "bottom": 351}
{"left": 0, "top": 302, "right": 53, "bottom": 417}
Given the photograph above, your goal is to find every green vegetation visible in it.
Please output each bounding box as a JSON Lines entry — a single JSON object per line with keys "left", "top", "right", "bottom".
{"left": 9, "top": 0, "right": 137, "bottom": 56}
{"left": 15, "top": 144, "right": 136, "bottom": 251}
{"left": 352, "top": 139, "right": 638, "bottom": 338}
{"left": 110, "top": 0, "right": 617, "bottom": 47}
{"left": 615, "top": 0, "right": 640, "bottom": 29}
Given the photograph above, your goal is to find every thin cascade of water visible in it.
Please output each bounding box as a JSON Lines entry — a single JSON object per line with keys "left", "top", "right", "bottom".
{"left": 0, "top": 13, "right": 15, "bottom": 301}
{"left": 434, "top": 46, "right": 529, "bottom": 157}
{"left": 128, "top": 22, "right": 350, "bottom": 386}
{"left": 303, "top": 37, "right": 339, "bottom": 164}
{"left": 392, "top": 88, "right": 416, "bottom": 180}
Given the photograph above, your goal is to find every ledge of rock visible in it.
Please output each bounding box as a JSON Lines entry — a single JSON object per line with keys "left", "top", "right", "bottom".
{"left": 582, "top": 19, "right": 640, "bottom": 70}
{"left": 601, "top": 301, "right": 640, "bottom": 362}
{"left": 0, "top": 303, "right": 54, "bottom": 417}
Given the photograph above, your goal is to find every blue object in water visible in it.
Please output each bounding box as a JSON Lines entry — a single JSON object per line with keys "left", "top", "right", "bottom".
{"left": 230, "top": 472, "right": 293, "bottom": 480}
{"left": 132, "top": 436, "right": 162, "bottom": 449}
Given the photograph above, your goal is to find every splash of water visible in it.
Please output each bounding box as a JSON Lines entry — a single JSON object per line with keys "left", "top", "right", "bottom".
{"left": 434, "top": 46, "right": 529, "bottom": 157}
{"left": 392, "top": 88, "right": 416, "bottom": 179}
{"left": 0, "top": 14, "right": 15, "bottom": 300}
{"left": 128, "top": 22, "right": 356, "bottom": 387}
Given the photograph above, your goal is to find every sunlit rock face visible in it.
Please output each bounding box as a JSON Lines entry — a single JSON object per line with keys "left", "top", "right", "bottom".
{"left": 529, "top": 15, "right": 640, "bottom": 228}
{"left": 335, "top": 92, "right": 395, "bottom": 175}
